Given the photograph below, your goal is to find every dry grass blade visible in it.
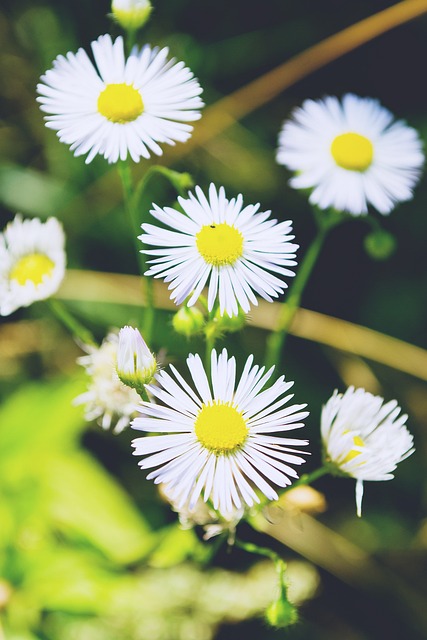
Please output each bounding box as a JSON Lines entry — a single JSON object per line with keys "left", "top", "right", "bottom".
{"left": 170, "top": 0, "right": 427, "bottom": 156}
{"left": 58, "top": 269, "right": 427, "bottom": 382}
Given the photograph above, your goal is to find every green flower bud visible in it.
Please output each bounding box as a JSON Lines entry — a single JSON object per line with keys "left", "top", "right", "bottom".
{"left": 214, "top": 306, "right": 246, "bottom": 333}
{"left": 364, "top": 228, "right": 396, "bottom": 260}
{"left": 265, "top": 595, "right": 298, "bottom": 628}
{"left": 111, "top": 0, "right": 152, "bottom": 31}
{"left": 172, "top": 306, "right": 205, "bottom": 337}
{"left": 116, "top": 326, "right": 156, "bottom": 395}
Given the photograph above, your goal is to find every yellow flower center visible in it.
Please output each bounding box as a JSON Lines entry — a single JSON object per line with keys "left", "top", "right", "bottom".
{"left": 97, "top": 83, "right": 144, "bottom": 124}
{"left": 196, "top": 223, "right": 244, "bottom": 267}
{"left": 10, "top": 253, "right": 55, "bottom": 286}
{"left": 194, "top": 401, "right": 248, "bottom": 454}
{"left": 330, "top": 132, "right": 374, "bottom": 171}
{"left": 343, "top": 434, "right": 365, "bottom": 463}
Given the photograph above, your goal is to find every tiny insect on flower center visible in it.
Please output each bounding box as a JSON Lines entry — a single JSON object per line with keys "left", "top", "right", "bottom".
{"left": 97, "top": 83, "right": 144, "bottom": 123}
{"left": 195, "top": 401, "right": 248, "bottom": 454}
{"left": 196, "top": 223, "right": 244, "bottom": 267}
{"left": 10, "top": 254, "right": 55, "bottom": 286}
{"left": 343, "top": 434, "right": 365, "bottom": 463}
{"left": 331, "top": 132, "right": 374, "bottom": 172}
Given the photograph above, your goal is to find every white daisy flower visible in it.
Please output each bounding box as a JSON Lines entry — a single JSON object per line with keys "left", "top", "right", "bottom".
{"left": 37, "top": 34, "right": 204, "bottom": 164}
{"left": 276, "top": 94, "right": 424, "bottom": 215}
{"left": 321, "top": 386, "right": 415, "bottom": 516}
{"left": 0, "top": 215, "right": 65, "bottom": 316}
{"left": 74, "top": 331, "right": 141, "bottom": 434}
{"left": 139, "top": 183, "right": 299, "bottom": 317}
{"left": 132, "top": 348, "right": 309, "bottom": 517}
{"left": 116, "top": 325, "right": 157, "bottom": 392}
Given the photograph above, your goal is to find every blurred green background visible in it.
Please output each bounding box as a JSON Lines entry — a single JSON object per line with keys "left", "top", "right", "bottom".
{"left": 1, "top": 1, "right": 427, "bottom": 639}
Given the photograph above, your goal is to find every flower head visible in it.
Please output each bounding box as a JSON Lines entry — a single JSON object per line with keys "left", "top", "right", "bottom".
{"left": 321, "top": 386, "right": 415, "bottom": 516}
{"left": 276, "top": 94, "right": 424, "bottom": 215}
{"left": 74, "top": 331, "right": 140, "bottom": 433}
{"left": 132, "top": 348, "right": 309, "bottom": 517}
{"left": 111, "top": 0, "right": 152, "bottom": 31}
{"left": 37, "top": 34, "right": 203, "bottom": 164}
{"left": 0, "top": 215, "right": 65, "bottom": 316}
{"left": 116, "top": 325, "right": 157, "bottom": 393}
{"left": 139, "top": 184, "right": 298, "bottom": 317}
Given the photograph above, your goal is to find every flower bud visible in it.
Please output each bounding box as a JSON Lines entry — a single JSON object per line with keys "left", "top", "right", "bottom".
{"left": 172, "top": 306, "right": 205, "bottom": 337}
{"left": 265, "top": 595, "right": 298, "bottom": 628}
{"left": 116, "top": 326, "right": 156, "bottom": 394}
{"left": 111, "top": 0, "right": 152, "bottom": 31}
{"left": 364, "top": 228, "right": 396, "bottom": 260}
{"left": 214, "top": 306, "right": 246, "bottom": 333}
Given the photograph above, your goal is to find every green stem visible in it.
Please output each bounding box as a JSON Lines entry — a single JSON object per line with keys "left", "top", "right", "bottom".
{"left": 125, "top": 28, "right": 137, "bottom": 55}
{"left": 280, "top": 465, "right": 330, "bottom": 495}
{"left": 139, "top": 385, "right": 150, "bottom": 403}
{"left": 47, "top": 299, "right": 96, "bottom": 346}
{"left": 254, "top": 465, "right": 330, "bottom": 512}
{"left": 205, "top": 332, "right": 215, "bottom": 374}
{"left": 265, "top": 214, "right": 337, "bottom": 369}
{"left": 235, "top": 538, "right": 283, "bottom": 566}
{"left": 117, "top": 160, "right": 155, "bottom": 343}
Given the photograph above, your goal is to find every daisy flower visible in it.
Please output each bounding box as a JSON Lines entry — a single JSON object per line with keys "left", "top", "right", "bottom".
{"left": 37, "top": 34, "right": 203, "bottom": 164}
{"left": 74, "top": 331, "right": 141, "bottom": 434}
{"left": 132, "top": 348, "right": 309, "bottom": 517}
{"left": 276, "top": 94, "right": 424, "bottom": 215}
{"left": 139, "top": 183, "right": 299, "bottom": 317}
{"left": 0, "top": 215, "right": 65, "bottom": 316}
{"left": 321, "top": 386, "right": 415, "bottom": 516}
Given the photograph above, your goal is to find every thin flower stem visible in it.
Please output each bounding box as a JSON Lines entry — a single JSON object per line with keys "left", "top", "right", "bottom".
{"left": 265, "top": 212, "right": 343, "bottom": 369}
{"left": 280, "top": 465, "right": 330, "bottom": 495}
{"left": 117, "top": 160, "right": 155, "bottom": 343}
{"left": 264, "top": 225, "right": 327, "bottom": 369}
{"left": 205, "top": 330, "right": 215, "bottom": 374}
{"left": 235, "top": 538, "right": 284, "bottom": 566}
{"left": 138, "top": 385, "right": 150, "bottom": 403}
{"left": 125, "top": 28, "right": 137, "bottom": 55}
{"left": 47, "top": 298, "right": 96, "bottom": 347}
{"left": 255, "top": 465, "right": 331, "bottom": 512}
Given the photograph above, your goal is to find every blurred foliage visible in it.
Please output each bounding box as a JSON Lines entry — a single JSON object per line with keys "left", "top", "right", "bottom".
{"left": 1, "top": 1, "right": 427, "bottom": 639}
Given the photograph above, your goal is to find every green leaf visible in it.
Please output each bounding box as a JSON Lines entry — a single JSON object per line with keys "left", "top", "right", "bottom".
{"left": 0, "top": 376, "right": 86, "bottom": 461}
{"left": 148, "top": 524, "right": 209, "bottom": 568}
{"left": 45, "top": 451, "right": 154, "bottom": 565}
{"left": 0, "top": 164, "right": 74, "bottom": 218}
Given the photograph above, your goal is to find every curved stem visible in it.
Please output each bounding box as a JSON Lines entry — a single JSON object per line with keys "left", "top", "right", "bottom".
{"left": 47, "top": 298, "right": 96, "bottom": 346}
{"left": 264, "top": 223, "right": 328, "bottom": 369}
{"left": 254, "top": 465, "right": 330, "bottom": 513}
{"left": 280, "top": 465, "right": 330, "bottom": 495}
{"left": 117, "top": 160, "right": 155, "bottom": 343}
{"left": 235, "top": 538, "right": 283, "bottom": 565}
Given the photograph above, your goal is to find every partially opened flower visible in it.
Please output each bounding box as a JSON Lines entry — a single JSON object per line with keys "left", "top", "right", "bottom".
{"left": 37, "top": 34, "right": 203, "bottom": 164}
{"left": 75, "top": 331, "right": 140, "bottom": 433}
{"left": 139, "top": 183, "right": 298, "bottom": 317}
{"left": 321, "top": 386, "right": 415, "bottom": 516}
{"left": 132, "top": 348, "right": 309, "bottom": 517}
{"left": 0, "top": 215, "right": 65, "bottom": 316}
{"left": 111, "top": 0, "right": 152, "bottom": 31}
{"left": 116, "top": 325, "right": 157, "bottom": 393}
{"left": 277, "top": 94, "right": 424, "bottom": 215}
